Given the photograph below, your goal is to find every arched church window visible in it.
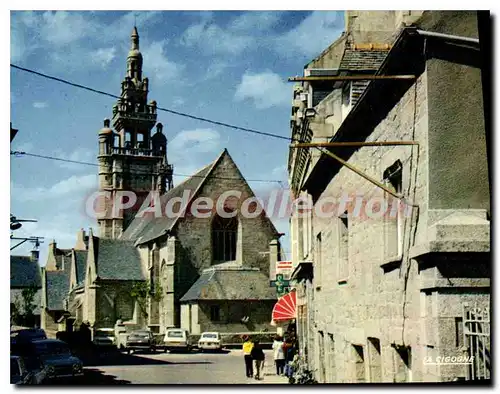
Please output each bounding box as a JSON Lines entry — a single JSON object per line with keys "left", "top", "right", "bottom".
{"left": 212, "top": 215, "right": 237, "bottom": 263}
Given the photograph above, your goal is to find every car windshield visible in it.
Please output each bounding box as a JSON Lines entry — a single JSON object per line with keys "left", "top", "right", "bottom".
{"left": 19, "top": 330, "right": 46, "bottom": 340}
{"left": 131, "top": 331, "right": 150, "bottom": 337}
{"left": 167, "top": 331, "right": 184, "bottom": 338}
{"left": 202, "top": 333, "right": 218, "bottom": 339}
{"left": 11, "top": 359, "right": 20, "bottom": 376}
{"left": 34, "top": 342, "right": 71, "bottom": 356}
{"left": 96, "top": 330, "right": 114, "bottom": 336}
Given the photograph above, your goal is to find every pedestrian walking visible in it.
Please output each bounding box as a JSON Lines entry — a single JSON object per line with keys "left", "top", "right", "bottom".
{"left": 251, "top": 340, "right": 265, "bottom": 380}
{"left": 242, "top": 335, "right": 254, "bottom": 378}
{"left": 272, "top": 335, "right": 285, "bottom": 375}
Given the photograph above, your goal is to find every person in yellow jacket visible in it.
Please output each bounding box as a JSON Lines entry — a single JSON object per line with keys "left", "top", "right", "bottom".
{"left": 242, "top": 335, "right": 254, "bottom": 378}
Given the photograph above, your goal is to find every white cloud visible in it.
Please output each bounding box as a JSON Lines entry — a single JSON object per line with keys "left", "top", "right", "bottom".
{"left": 54, "top": 148, "right": 96, "bottom": 171}
{"left": 229, "top": 11, "right": 282, "bottom": 31}
{"left": 169, "top": 128, "right": 222, "bottom": 185}
{"left": 170, "top": 129, "right": 221, "bottom": 155}
{"left": 202, "top": 61, "right": 230, "bottom": 81}
{"left": 13, "top": 174, "right": 97, "bottom": 202}
{"left": 141, "top": 40, "right": 184, "bottom": 83}
{"left": 13, "top": 142, "right": 34, "bottom": 153}
{"left": 172, "top": 97, "right": 185, "bottom": 107}
{"left": 275, "top": 11, "right": 344, "bottom": 58}
{"left": 89, "top": 47, "right": 117, "bottom": 68}
{"left": 180, "top": 20, "right": 254, "bottom": 56}
{"left": 40, "top": 11, "right": 95, "bottom": 45}
{"left": 32, "top": 101, "right": 48, "bottom": 109}
{"left": 234, "top": 71, "right": 292, "bottom": 109}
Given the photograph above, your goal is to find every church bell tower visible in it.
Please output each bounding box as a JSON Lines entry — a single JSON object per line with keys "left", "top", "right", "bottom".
{"left": 97, "top": 26, "right": 174, "bottom": 239}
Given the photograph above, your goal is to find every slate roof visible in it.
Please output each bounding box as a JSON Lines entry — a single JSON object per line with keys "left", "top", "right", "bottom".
{"left": 180, "top": 268, "right": 277, "bottom": 302}
{"left": 121, "top": 161, "right": 214, "bottom": 243}
{"left": 339, "top": 49, "right": 389, "bottom": 72}
{"left": 10, "top": 256, "right": 42, "bottom": 288}
{"left": 46, "top": 270, "right": 70, "bottom": 311}
{"left": 74, "top": 250, "right": 88, "bottom": 286}
{"left": 94, "top": 238, "right": 144, "bottom": 281}
{"left": 55, "top": 248, "right": 72, "bottom": 269}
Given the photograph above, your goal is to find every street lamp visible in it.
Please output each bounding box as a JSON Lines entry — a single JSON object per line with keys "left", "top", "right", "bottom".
{"left": 10, "top": 214, "right": 37, "bottom": 231}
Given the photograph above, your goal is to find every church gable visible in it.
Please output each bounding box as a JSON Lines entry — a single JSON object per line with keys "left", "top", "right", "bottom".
{"left": 121, "top": 149, "right": 279, "bottom": 246}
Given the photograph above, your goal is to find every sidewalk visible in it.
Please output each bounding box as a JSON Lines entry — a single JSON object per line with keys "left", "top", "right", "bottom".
{"left": 249, "top": 356, "right": 289, "bottom": 385}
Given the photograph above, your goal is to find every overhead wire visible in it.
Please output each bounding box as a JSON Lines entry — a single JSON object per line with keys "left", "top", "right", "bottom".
{"left": 10, "top": 150, "right": 288, "bottom": 185}
{"left": 10, "top": 64, "right": 292, "bottom": 142}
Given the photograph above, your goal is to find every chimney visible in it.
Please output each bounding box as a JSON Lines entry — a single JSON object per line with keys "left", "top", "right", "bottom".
{"left": 30, "top": 250, "right": 39, "bottom": 262}
{"left": 49, "top": 239, "right": 57, "bottom": 254}
{"left": 75, "top": 228, "right": 87, "bottom": 250}
{"left": 269, "top": 239, "right": 280, "bottom": 280}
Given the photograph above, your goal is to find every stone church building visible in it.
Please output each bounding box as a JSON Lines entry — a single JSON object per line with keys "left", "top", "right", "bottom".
{"left": 40, "top": 27, "right": 280, "bottom": 336}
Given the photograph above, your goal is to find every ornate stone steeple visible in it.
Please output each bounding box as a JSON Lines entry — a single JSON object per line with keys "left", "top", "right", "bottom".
{"left": 97, "top": 27, "right": 174, "bottom": 240}
{"left": 127, "top": 26, "right": 143, "bottom": 81}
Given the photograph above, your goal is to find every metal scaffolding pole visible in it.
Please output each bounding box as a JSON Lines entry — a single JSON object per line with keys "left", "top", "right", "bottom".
{"left": 317, "top": 148, "right": 404, "bottom": 200}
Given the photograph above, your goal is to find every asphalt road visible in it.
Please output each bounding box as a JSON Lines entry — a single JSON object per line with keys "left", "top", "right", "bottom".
{"left": 66, "top": 349, "right": 287, "bottom": 385}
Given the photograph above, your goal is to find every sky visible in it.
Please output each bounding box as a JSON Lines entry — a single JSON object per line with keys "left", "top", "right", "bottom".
{"left": 10, "top": 10, "right": 345, "bottom": 265}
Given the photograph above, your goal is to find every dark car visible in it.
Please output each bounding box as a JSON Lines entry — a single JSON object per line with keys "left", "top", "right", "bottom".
{"left": 125, "top": 330, "right": 155, "bottom": 354}
{"left": 11, "top": 355, "right": 47, "bottom": 385}
{"left": 11, "top": 328, "right": 47, "bottom": 353}
{"left": 29, "top": 339, "right": 84, "bottom": 381}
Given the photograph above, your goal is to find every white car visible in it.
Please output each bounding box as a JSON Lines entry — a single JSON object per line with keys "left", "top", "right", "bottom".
{"left": 198, "top": 332, "right": 222, "bottom": 352}
{"left": 93, "top": 328, "right": 116, "bottom": 348}
{"left": 163, "top": 328, "right": 192, "bottom": 353}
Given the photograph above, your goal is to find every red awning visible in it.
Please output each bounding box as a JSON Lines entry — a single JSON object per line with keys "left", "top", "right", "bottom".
{"left": 272, "top": 290, "right": 296, "bottom": 322}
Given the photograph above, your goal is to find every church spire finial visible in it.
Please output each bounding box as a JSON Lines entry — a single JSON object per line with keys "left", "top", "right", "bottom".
{"left": 131, "top": 25, "right": 139, "bottom": 51}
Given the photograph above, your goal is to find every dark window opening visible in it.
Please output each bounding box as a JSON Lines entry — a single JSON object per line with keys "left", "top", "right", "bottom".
{"left": 212, "top": 215, "right": 237, "bottom": 262}
{"left": 342, "top": 82, "right": 351, "bottom": 107}
{"left": 210, "top": 305, "right": 220, "bottom": 321}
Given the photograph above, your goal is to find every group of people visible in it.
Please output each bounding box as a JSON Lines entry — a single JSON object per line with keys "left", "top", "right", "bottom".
{"left": 242, "top": 336, "right": 265, "bottom": 380}
{"left": 242, "top": 334, "right": 298, "bottom": 380}
{"left": 272, "top": 335, "right": 297, "bottom": 376}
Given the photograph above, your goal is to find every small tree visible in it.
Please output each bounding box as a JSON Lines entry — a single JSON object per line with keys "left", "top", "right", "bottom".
{"left": 11, "top": 285, "right": 38, "bottom": 327}
{"left": 21, "top": 285, "right": 38, "bottom": 326}
{"left": 130, "top": 280, "right": 163, "bottom": 322}
{"left": 11, "top": 296, "right": 22, "bottom": 327}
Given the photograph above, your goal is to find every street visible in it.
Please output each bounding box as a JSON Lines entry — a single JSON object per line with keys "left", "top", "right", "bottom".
{"left": 73, "top": 349, "right": 287, "bottom": 385}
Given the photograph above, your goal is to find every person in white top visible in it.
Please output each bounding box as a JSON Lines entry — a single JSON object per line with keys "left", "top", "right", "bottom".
{"left": 272, "top": 335, "right": 285, "bottom": 375}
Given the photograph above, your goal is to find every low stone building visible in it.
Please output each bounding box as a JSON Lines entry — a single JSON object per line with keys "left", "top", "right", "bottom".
{"left": 288, "top": 11, "right": 490, "bottom": 383}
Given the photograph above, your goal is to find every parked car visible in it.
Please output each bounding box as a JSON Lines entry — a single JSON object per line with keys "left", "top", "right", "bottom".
{"left": 11, "top": 328, "right": 48, "bottom": 356}
{"left": 93, "top": 328, "right": 116, "bottom": 349}
{"left": 198, "top": 332, "right": 222, "bottom": 352}
{"left": 163, "top": 328, "right": 192, "bottom": 353}
{"left": 125, "top": 330, "right": 155, "bottom": 354}
{"left": 29, "top": 339, "right": 84, "bottom": 382}
{"left": 11, "top": 355, "right": 47, "bottom": 385}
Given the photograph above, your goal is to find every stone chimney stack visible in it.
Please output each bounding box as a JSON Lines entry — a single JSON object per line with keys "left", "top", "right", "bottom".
{"left": 269, "top": 239, "right": 280, "bottom": 281}
{"left": 30, "top": 249, "right": 39, "bottom": 263}
{"left": 75, "top": 228, "right": 87, "bottom": 250}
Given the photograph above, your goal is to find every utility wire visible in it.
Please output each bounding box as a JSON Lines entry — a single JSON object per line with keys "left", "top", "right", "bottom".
{"left": 11, "top": 151, "right": 287, "bottom": 185}
{"left": 10, "top": 64, "right": 292, "bottom": 142}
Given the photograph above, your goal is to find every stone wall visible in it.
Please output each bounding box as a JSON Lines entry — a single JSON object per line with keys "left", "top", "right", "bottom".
{"left": 94, "top": 281, "right": 136, "bottom": 329}
{"left": 195, "top": 300, "right": 276, "bottom": 334}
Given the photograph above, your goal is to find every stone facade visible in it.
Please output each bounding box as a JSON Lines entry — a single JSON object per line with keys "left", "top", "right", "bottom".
{"left": 289, "top": 11, "right": 490, "bottom": 383}
{"left": 125, "top": 150, "right": 281, "bottom": 334}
